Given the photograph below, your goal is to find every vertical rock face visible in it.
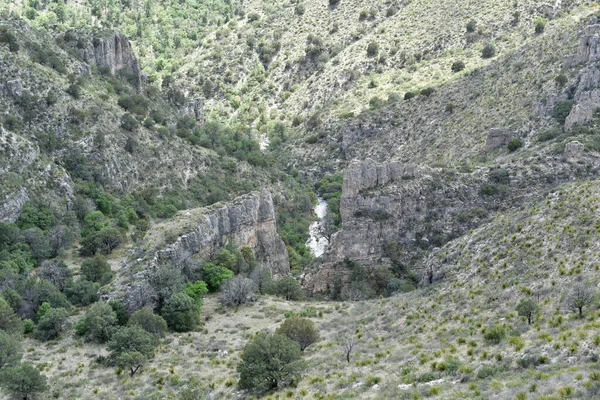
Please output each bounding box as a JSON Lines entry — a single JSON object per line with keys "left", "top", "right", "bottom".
{"left": 79, "top": 31, "right": 141, "bottom": 86}
{"left": 565, "top": 25, "right": 600, "bottom": 130}
{"left": 146, "top": 189, "right": 290, "bottom": 277}
{"left": 302, "top": 159, "right": 489, "bottom": 294}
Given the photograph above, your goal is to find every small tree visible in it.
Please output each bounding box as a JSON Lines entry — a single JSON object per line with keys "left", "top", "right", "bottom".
{"left": 0, "top": 364, "right": 47, "bottom": 400}
{"left": 109, "top": 300, "right": 129, "bottom": 326}
{"left": 553, "top": 100, "right": 574, "bottom": 125}
{"left": 66, "top": 279, "right": 99, "bottom": 306}
{"left": 161, "top": 293, "right": 198, "bottom": 332}
{"left": 0, "top": 298, "right": 23, "bottom": 336}
{"left": 183, "top": 280, "right": 209, "bottom": 306}
{"left": 466, "top": 19, "right": 477, "bottom": 33}
{"left": 146, "top": 263, "right": 185, "bottom": 311}
{"left": 484, "top": 325, "right": 506, "bottom": 344}
{"left": 128, "top": 307, "right": 168, "bottom": 337}
{"left": 35, "top": 307, "right": 69, "bottom": 341}
{"left": 566, "top": 284, "right": 595, "bottom": 317}
{"left": 481, "top": 43, "right": 496, "bottom": 59}
{"left": 534, "top": 17, "right": 546, "bottom": 34}
{"left": 343, "top": 336, "right": 356, "bottom": 363}
{"left": 0, "top": 330, "right": 22, "bottom": 369}
{"left": 270, "top": 276, "right": 304, "bottom": 300}
{"left": 108, "top": 326, "right": 158, "bottom": 376}
{"left": 238, "top": 333, "right": 306, "bottom": 392}
{"left": 83, "top": 302, "right": 118, "bottom": 343}
{"left": 80, "top": 256, "right": 113, "bottom": 285}
{"left": 219, "top": 275, "right": 258, "bottom": 307}
{"left": 516, "top": 299, "right": 539, "bottom": 325}
{"left": 276, "top": 317, "right": 319, "bottom": 351}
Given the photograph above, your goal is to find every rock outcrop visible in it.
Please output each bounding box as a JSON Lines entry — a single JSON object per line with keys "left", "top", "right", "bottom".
{"left": 145, "top": 189, "right": 289, "bottom": 277}
{"left": 78, "top": 31, "right": 141, "bottom": 86}
{"left": 485, "top": 128, "right": 512, "bottom": 152}
{"left": 0, "top": 188, "right": 28, "bottom": 223}
{"left": 303, "top": 159, "right": 489, "bottom": 294}
{"left": 565, "top": 25, "right": 600, "bottom": 130}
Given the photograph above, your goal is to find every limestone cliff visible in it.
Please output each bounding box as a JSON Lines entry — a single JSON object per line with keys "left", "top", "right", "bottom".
{"left": 143, "top": 189, "right": 289, "bottom": 277}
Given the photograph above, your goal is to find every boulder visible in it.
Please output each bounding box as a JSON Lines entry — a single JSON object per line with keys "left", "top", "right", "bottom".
{"left": 564, "top": 141, "right": 585, "bottom": 159}
{"left": 485, "top": 128, "right": 512, "bottom": 152}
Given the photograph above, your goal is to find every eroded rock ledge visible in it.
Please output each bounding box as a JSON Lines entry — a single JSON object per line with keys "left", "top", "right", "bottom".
{"left": 144, "top": 189, "right": 289, "bottom": 277}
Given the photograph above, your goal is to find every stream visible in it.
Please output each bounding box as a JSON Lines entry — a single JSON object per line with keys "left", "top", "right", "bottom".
{"left": 306, "top": 196, "right": 329, "bottom": 257}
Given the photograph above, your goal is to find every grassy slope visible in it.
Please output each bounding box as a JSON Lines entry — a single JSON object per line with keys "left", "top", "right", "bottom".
{"left": 12, "top": 178, "right": 600, "bottom": 399}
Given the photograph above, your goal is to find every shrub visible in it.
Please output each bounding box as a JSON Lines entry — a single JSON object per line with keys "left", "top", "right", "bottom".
{"left": 201, "top": 263, "right": 233, "bottom": 292}
{"left": 0, "top": 27, "right": 19, "bottom": 52}
{"left": 553, "top": 100, "right": 573, "bottom": 125}
{"left": 507, "top": 138, "right": 523, "bottom": 152}
{"left": 78, "top": 227, "right": 123, "bottom": 256}
{"left": 0, "top": 330, "right": 22, "bottom": 369}
{"left": 270, "top": 276, "right": 305, "bottom": 300}
{"left": 420, "top": 87, "right": 435, "bottom": 97}
{"left": 83, "top": 302, "right": 118, "bottom": 343}
{"left": 329, "top": 0, "right": 340, "bottom": 6}
{"left": 35, "top": 307, "right": 69, "bottom": 341}
{"left": 484, "top": 326, "right": 506, "bottom": 344}
{"left": 0, "top": 364, "right": 47, "bottom": 399}
{"left": 120, "top": 113, "right": 139, "bottom": 131}
{"left": 66, "top": 84, "right": 81, "bottom": 99}
{"left": 386, "top": 6, "right": 398, "bottom": 17}
{"left": 80, "top": 255, "right": 113, "bottom": 284}
{"left": 555, "top": 74, "right": 568, "bottom": 88}
{"left": 481, "top": 43, "right": 496, "bottom": 59}
{"left": 367, "top": 42, "right": 379, "bottom": 57}
{"left": 466, "top": 20, "right": 477, "bottom": 33}
{"left": 109, "top": 301, "right": 129, "bottom": 326}
{"left": 247, "top": 12, "right": 260, "bottom": 22}
{"left": 276, "top": 316, "right": 319, "bottom": 351}
{"left": 534, "top": 17, "right": 546, "bottom": 34}
{"left": 161, "top": 293, "right": 198, "bottom": 332}
{"left": 128, "top": 307, "right": 168, "bottom": 337}
{"left": 404, "top": 92, "right": 416, "bottom": 100}
{"left": 359, "top": 10, "right": 368, "bottom": 21}
{"left": 183, "top": 280, "right": 209, "bottom": 306}
{"left": 516, "top": 299, "right": 540, "bottom": 325}
{"left": 66, "top": 279, "right": 99, "bottom": 306}
{"left": 451, "top": 60, "right": 465, "bottom": 73}
{"left": 219, "top": 275, "right": 258, "bottom": 307}
{"left": 369, "top": 96, "right": 384, "bottom": 109}
{"left": 238, "top": 333, "right": 307, "bottom": 392}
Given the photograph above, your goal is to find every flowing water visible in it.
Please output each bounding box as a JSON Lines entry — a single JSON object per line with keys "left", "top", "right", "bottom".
{"left": 306, "top": 197, "right": 329, "bottom": 257}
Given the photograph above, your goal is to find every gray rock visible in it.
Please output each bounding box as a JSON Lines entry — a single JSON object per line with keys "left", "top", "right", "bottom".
{"left": 4, "top": 79, "right": 23, "bottom": 97}
{"left": 485, "top": 128, "right": 512, "bottom": 152}
{"left": 148, "top": 189, "right": 290, "bottom": 278}
{"left": 564, "top": 141, "right": 585, "bottom": 159}
{"left": 0, "top": 188, "right": 28, "bottom": 223}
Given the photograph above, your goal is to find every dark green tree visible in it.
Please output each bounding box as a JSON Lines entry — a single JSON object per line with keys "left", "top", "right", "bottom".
{"left": 0, "top": 330, "right": 22, "bottom": 369}
{"left": 80, "top": 255, "right": 113, "bottom": 285}
{"left": 276, "top": 317, "right": 319, "bottom": 351}
{"left": 35, "top": 307, "right": 69, "bottom": 341}
{"left": 0, "top": 298, "right": 23, "bottom": 336}
{"left": 201, "top": 263, "right": 233, "bottom": 292}
{"left": 270, "top": 276, "right": 305, "bottom": 300}
{"left": 82, "top": 302, "right": 118, "bottom": 342}
{"left": 161, "top": 293, "right": 198, "bottom": 332}
{"left": 108, "top": 326, "right": 158, "bottom": 376}
{"left": 128, "top": 306, "right": 168, "bottom": 337}
{"left": 0, "top": 364, "right": 47, "bottom": 400}
{"left": 238, "top": 333, "right": 307, "bottom": 392}
{"left": 516, "top": 299, "right": 540, "bottom": 325}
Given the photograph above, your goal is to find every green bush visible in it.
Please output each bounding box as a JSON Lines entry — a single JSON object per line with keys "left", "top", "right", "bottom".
{"left": 0, "top": 298, "right": 23, "bottom": 336}
{"left": 367, "top": 41, "right": 379, "bottom": 57}
{"left": 201, "top": 263, "right": 233, "bottom": 292}
{"left": 128, "top": 307, "right": 168, "bottom": 337}
{"left": 404, "top": 91, "right": 416, "bottom": 100}
{"left": 82, "top": 302, "right": 118, "bottom": 343}
{"left": 0, "top": 330, "right": 22, "bottom": 369}
{"left": 484, "top": 326, "right": 506, "bottom": 344}
{"left": 238, "top": 333, "right": 307, "bottom": 393}
{"left": 534, "top": 17, "right": 546, "bottom": 34}
{"left": 0, "top": 364, "right": 47, "bottom": 399}
{"left": 481, "top": 43, "right": 496, "bottom": 59}
{"left": 66, "top": 84, "right": 81, "bottom": 99}
{"left": 0, "top": 27, "right": 20, "bottom": 52}
{"left": 35, "top": 307, "right": 69, "bottom": 341}
{"left": 507, "top": 138, "right": 523, "bottom": 152}
{"left": 553, "top": 100, "right": 573, "bottom": 125}
{"left": 466, "top": 20, "right": 477, "bottom": 33}
{"left": 451, "top": 60, "right": 465, "bottom": 73}
{"left": 108, "top": 326, "right": 158, "bottom": 376}
{"left": 270, "top": 276, "right": 305, "bottom": 301}
{"left": 161, "top": 293, "right": 198, "bottom": 332}
{"left": 120, "top": 113, "right": 140, "bottom": 131}
{"left": 80, "top": 255, "right": 113, "bottom": 284}
{"left": 276, "top": 316, "right": 319, "bottom": 351}
{"left": 420, "top": 87, "right": 435, "bottom": 97}
{"left": 66, "top": 279, "right": 99, "bottom": 306}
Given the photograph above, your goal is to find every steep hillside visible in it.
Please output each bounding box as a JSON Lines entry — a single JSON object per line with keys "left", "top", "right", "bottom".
{"left": 1, "top": 0, "right": 600, "bottom": 399}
